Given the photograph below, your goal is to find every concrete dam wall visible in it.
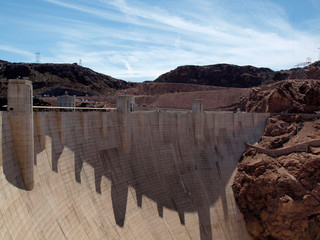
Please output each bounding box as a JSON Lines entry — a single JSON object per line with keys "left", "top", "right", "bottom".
{"left": 0, "top": 78, "right": 271, "bottom": 240}
{"left": 0, "top": 107, "right": 270, "bottom": 240}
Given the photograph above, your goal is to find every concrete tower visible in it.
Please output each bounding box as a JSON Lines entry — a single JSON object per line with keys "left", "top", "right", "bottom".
{"left": 7, "top": 79, "right": 34, "bottom": 190}
{"left": 116, "top": 95, "right": 135, "bottom": 153}
{"left": 116, "top": 95, "right": 135, "bottom": 114}
{"left": 193, "top": 99, "right": 204, "bottom": 143}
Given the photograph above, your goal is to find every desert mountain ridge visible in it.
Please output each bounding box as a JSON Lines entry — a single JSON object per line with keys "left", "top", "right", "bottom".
{"left": 1, "top": 59, "right": 320, "bottom": 97}
{"left": 2, "top": 59, "right": 320, "bottom": 113}
{"left": 155, "top": 61, "right": 320, "bottom": 87}
{"left": 0, "top": 60, "right": 134, "bottom": 97}
{"left": 155, "top": 63, "right": 274, "bottom": 87}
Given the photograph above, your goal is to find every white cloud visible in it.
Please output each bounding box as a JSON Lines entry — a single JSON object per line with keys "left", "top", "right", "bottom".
{"left": 2, "top": 0, "right": 319, "bottom": 81}
{"left": 0, "top": 45, "right": 34, "bottom": 58}
{"left": 174, "top": 34, "right": 181, "bottom": 49}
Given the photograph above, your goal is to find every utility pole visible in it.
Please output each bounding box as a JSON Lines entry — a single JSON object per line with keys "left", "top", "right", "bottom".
{"left": 318, "top": 47, "right": 320, "bottom": 61}
{"left": 35, "top": 52, "right": 40, "bottom": 63}
{"left": 306, "top": 57, "right": 311, "bottom": 64}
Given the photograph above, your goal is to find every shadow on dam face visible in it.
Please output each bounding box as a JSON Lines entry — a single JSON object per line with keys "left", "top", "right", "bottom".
{"left": 2, "top": 110, "right": 269, "bottom": 240}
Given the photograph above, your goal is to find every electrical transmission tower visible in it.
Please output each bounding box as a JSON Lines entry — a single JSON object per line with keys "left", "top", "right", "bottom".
{"left": 292, "top": 57, "right": 311, "bottom": 80}
{"left": 295, "top": 57, "right": 311, "bottom": 68}
{"left": 35, "top": 52, "right": 41, "bottom": 63}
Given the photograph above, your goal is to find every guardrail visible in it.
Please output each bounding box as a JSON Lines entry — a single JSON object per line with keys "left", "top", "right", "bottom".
{"left": 32, "top": 106, "right": 116, "bottom": 112}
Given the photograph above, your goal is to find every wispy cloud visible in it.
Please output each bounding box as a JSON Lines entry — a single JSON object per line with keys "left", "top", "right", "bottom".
{"left": 1, "top": 0, "right": 320, "bottom": 81}
{"left": 0, "top": 45, "right": 34, "bottom": 58}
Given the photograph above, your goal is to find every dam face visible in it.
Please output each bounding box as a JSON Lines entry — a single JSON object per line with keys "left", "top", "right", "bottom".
{"left": 0, "top": 110, "right": 269, "bottom": 240}
{"left": 0, "top": 81, "right": 270, "bottom": 240}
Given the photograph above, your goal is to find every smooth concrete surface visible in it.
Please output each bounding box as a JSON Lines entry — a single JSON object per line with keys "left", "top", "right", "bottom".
{"left": 0, "top": 110, "right": 270, "bottom": 240}
{"left": 7, "top": 79, "right": 34, "bottom": 190}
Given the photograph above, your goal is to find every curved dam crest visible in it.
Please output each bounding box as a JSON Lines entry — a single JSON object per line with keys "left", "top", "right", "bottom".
{"left": 0, "top": 108, "right": 269, "bottom": 240}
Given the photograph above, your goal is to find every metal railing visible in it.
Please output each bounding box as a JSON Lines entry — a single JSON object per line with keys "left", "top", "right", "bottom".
{"left": 32, "top": 106, "right": 116, "bottom": 112}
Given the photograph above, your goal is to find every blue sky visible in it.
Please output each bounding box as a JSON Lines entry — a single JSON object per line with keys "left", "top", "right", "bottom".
{"left": 1, "top": 0, "right": 320, "bottom": 82}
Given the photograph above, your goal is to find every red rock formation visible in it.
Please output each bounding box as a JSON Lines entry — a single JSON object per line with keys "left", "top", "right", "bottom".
{"left": 245, "top": 80, "right": 320, "bottom": 113}
{"left": 289, "top": 61, "right": 320, "bottom": 80}
{"left": 260, "top": 115, "right": 302, "bottom": 149}
{"left": 233, "top": 115, "right": 320, "bottom": 240}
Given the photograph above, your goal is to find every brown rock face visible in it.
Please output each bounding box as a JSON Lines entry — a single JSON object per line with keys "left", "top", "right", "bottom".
{"left": 233, "top": 116, "right": 320, "bottom": 240}
{"left": 289, "top": 61, "right": 320, "bottom": 80}
{"left": 245, "top": 80, "right": 320, "bottom": 113}
{"left": 266, "top": 89, "right": 292, "bottom": 112}
{"left": 261, "top": 115, "right": 302, "bottom": 149}
{"left": 155, "top": 64, "right": 274, "bottom": 88}
{"left": 154, "top": 61, "right": 320, "bottom": 89}
{"left": 234, "top": 152, "right": 320, "bottom": 240}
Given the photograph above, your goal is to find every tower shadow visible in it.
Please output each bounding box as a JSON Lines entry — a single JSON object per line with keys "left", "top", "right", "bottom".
{"left": 30, "top": 111, "right": 267, "bottom": 240}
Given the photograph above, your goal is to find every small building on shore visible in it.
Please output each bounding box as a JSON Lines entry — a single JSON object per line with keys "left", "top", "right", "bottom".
{"left": 57, "top": 91, "right": 76, "bottom": 107}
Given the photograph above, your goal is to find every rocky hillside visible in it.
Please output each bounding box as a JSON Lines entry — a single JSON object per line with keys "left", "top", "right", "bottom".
{"left": 245, "top": 79, "right": 320, "bottom": 113}
{"left": 116, "top": 82, "right": 223, "bottom": 95}
{"left": 155, "top": 64, "right": 275, "bottom": 88}
{"left": 0, "top": 60, "right": 133, "bottom": 97}
{"left": 154, "top": 61, "right": 320, "bottom": 88}
{"left": 2, "top": 59, "right": 320, "bottom": 112}
{"left": 289, "top": 61, "right": 320, "bottom": 80}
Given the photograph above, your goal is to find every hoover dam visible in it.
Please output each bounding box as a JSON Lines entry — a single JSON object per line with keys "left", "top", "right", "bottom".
{"left": 0, "top": 80, "right": 270, "bottom": 240}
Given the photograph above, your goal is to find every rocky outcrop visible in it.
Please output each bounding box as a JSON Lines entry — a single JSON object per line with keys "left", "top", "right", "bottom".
{"left": 233, "top": 151, "right": 320, "bottom": 240}
{"left": 289, "top": 61, "right": 320, "bottom": 80}
{"left": 155, "top": 64, "right": 274, "bottom": 88}
{"left": 0, "top": 60, "right": 133, "bottom": 97}
{"left": 154, "top": 61, "right": 320, "bottom": 88}
{"left": 245, "top": 80, "right": 320, "bottom": 113}
{"left": 260, "top": 115, "right": 303, "bottom": 148}
{"left": 233, "top": 115, "right": 320, "bottom": 240}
